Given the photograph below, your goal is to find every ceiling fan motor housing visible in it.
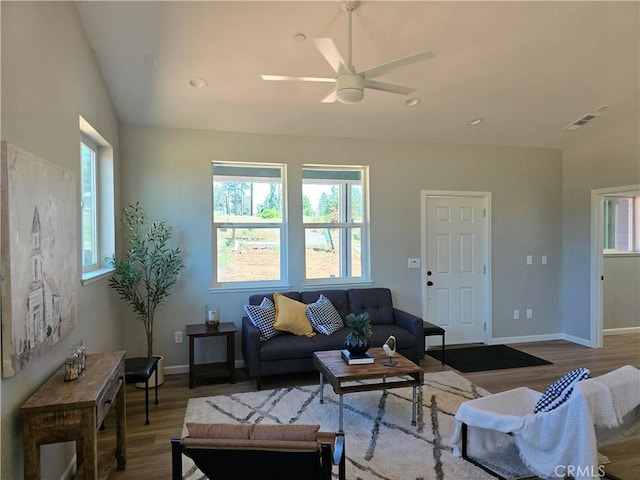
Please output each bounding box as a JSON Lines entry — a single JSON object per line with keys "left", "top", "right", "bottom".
{"left": 336, "top": 74, "right": 364, "bottom": 104}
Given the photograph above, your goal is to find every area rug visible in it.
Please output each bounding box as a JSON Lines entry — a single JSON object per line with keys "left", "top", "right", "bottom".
{"left": 181, "top": 371, "right": 501, "bottom": 480}
{"left": 427, "top": 345, "right": 552, "bottom": 372}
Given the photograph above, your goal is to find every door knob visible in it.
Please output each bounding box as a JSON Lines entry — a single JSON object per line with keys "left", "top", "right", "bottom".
{"left": 427, "top": 281, "right": 434, "bottom": 286}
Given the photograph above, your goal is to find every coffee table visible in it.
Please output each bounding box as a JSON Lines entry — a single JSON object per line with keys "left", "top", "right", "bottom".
{"left": 313, "top": 348, "right": 424, "bottom": 432}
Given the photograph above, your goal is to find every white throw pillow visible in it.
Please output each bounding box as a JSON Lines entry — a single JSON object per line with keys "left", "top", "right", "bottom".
{"left": 306, "top": 294, "right": 344, "bottom": 335}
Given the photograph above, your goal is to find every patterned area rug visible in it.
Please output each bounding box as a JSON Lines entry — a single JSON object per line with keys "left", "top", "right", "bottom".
{"left": 181, "top": 371, "right": 498, "bottom": 480}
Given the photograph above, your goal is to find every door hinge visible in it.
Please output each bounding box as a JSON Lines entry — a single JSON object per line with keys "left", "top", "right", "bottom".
{"left": 484, "top": 323, "right": 487, "bottom": 332}
{"left": 483, "top": 208, "right": 486, "bottom": 218}
{"left": 483, "top": 265, "right": 487, "bottom": 274}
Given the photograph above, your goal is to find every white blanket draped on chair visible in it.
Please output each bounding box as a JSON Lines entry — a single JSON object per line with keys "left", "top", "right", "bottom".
{"left": 451, "top": 365, "right": 640, "bottom": 480}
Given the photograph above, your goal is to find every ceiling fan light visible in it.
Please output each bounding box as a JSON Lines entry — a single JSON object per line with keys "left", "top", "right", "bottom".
{"left": 337, "top": 88, "right": 364, "bottom": 104}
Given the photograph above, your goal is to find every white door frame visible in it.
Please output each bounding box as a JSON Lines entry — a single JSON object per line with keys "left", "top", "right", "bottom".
{"left": 589, "top": 184, "right": 640, "bottom": 348}
{"left": 421, "top": 190, "right": 493, "bottom": 344}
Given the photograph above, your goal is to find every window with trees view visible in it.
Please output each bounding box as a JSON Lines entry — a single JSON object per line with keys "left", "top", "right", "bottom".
{"left": 212, "top": 163, "right": 285, "bottom": 285}
{"left": 81, "top": 139, "right": 98, "bottom": 271}
{"left": 604, "top": 196, "right": 640, "bottom": 253}
{"left": 302, "top": 166, "right": 369, "bottom": 282}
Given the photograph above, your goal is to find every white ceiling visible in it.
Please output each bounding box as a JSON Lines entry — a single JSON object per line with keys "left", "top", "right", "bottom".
{"left": 74, "top": 1, "right": 639, "bottom": 149}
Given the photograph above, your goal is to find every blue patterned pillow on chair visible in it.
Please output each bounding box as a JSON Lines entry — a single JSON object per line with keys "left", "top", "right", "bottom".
{"left": 534, "top": 367, "right": 591, "bottom": 413}
{"left": 244, "top": 297, "right": 279, "bottom": 341}
{"left": 306, "top": 294, "right": 344, "bottom": 335}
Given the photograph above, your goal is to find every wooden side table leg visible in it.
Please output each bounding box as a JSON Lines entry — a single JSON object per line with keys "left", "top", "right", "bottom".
{"left": 22, "top": 428, "right": 40, "bottom": 480}
{"left": 116, "top": 377, "right": 127, "bottom": 470}
{"left": 80, "top": 407, "right": 98, "bottom": 480}
{"left": 189, "top": 334, "right": 195, "bottom": 389}
{"left": 228, "top": 332, "right": 236, "bottom": 384}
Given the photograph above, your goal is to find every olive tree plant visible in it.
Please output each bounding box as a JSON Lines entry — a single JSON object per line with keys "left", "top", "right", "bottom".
{"left": 108, "top": 203, "right": 184, "bottom": 358}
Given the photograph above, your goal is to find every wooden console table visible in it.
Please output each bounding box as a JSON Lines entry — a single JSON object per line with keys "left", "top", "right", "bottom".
{"left": 21, "top": 351, "right": 127, "bottom": 480}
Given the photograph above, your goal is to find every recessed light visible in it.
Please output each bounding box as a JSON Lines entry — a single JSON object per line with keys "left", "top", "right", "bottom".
{"left": 404, "top": 97, "right": 422, "bottom": 107}
{"left": 189, "top": 77, "right": 208, "bottom": 88}
{"left": 293, "top": 33, "right": 306, "bottom": 43}
{"left": 467, "top": 117, "right": 484, "bottom": 126}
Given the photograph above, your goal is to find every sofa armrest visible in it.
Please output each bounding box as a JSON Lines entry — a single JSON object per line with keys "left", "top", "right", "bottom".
{"left": 242, "top": 317, "right": 262, "bottom": 377}
{"left": 393, "top": 308, "right": 425, "bottom": 360}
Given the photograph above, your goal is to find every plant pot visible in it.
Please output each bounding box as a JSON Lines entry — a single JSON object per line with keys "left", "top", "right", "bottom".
{"left": 345, "top": 332, "right": 370, "bottom": 356}
{"left": 135, "top": 355, "right": 164, "bottom": 388}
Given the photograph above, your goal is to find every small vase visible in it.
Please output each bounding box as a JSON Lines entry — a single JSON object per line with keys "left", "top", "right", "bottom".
{"left": 345, "top": 331, "right": 370, "bottom": 356}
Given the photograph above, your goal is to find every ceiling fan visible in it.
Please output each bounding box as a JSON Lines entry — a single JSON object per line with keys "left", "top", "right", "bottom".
{"left": 261, "top": 1, "right": 434, "bottom": 104}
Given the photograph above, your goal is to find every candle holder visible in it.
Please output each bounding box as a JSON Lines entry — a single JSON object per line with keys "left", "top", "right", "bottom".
{"left": 205, "top": 304, "right": 220, "bottom": 329}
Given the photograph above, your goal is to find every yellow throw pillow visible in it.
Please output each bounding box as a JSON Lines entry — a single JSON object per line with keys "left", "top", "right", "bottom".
{"left": 273, "top": 293, "right": 315, "bottom": 337}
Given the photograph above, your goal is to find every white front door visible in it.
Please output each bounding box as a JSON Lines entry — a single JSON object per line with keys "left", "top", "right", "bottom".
{"left": 423, "top": 194, "right": 489, "bottom": 345}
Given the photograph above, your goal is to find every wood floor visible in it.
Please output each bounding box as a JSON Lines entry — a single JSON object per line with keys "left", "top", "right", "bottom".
{"left": 103, "top": 334, "right": 640, "bottom": 480}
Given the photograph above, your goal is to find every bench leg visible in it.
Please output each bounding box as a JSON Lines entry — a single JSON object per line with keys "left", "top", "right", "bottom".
{"left": 441, "top": 332, "right": 445, "bottom": 365}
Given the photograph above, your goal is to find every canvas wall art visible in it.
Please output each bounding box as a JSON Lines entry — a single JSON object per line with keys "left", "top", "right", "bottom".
{"left": 1, "top": 141, "right": 77, "bottom": 377}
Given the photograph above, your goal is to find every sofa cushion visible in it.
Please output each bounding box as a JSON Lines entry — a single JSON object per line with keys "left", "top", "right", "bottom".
{"left": 301, "top": 290, "right": 350, "bottom": 319}
{"left": 244, "top": 297, "right": 279, "bottom": 341}
{"left": 347, "top": 288, "right": 394, "bottom": 325}
{"left": 306, "top": 295, "right": 344, "bottom": 335}
{"left": 310, "top": 327, "right": 350, "bottom": 351}
{"left": 260, "top": 333, "right": 318, "bottom": 361}
{"left": 368, "top": 325, "right": 415, "bottom": 350}
{"left": 249, "top": 291, "right": 302, "bottom": 306}
{"left": 273, "top": 293, "right": 315, "bottom": 337}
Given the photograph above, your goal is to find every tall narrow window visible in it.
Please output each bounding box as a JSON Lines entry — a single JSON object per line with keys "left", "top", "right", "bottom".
{"left": 302, "top": 166, "right": 369, "bottom": 283}
{"left": 79, "top": 116, "right": 115, "bottom": 282}
{"left": 81, "top": 139, "right": 98, "bottom": 271}
{"left": 212, "top": 162, "right": 286, "bottom": 286}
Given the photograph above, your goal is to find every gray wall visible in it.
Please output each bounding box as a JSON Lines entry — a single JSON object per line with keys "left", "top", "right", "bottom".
{"left": 604, "top": 255, "right": 640, "bottom": 330}
{"left": 119, "top": 124, "right": 563, "bottom": 368}
{"left": 562, "top": 111, "right": 640, "bottom": 341}
{"left": 1, "top": 3, "right": 121, "bottom": 478}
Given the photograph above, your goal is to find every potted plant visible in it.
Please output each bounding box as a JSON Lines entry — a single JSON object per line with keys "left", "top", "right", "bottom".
{"left": 344, "top": 312, "right": 373, "bottom": 356}
{"left": 108, "top": 202, "right": 184, "bottom": 385}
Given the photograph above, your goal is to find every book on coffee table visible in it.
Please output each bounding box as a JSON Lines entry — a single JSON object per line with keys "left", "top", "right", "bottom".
{"left": 341, "top": 349, "right": 374, "bottom": 365}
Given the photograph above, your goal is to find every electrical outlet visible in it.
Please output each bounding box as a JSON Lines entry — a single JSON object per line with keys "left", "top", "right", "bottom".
{"left": 526, "top": 309, "right": 533, "bottom": 319}
{"left": 541, "top": 255, "right": 548, "bottom": 265}
{"left": 526, "top": 255, "right": 533, "bottom": 265}
{"left": 174, "top": 331, "right": 183, "bottom": 344}
{"left": 513, "top": 309, "right": 520, "bottom": 320}
{"left": 408, "top": 258, "right": 421, "bottom": 268}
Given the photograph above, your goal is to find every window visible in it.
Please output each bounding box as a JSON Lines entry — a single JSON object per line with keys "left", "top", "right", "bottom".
{"left": 302, "top": 166, "right": 369, "bottom": 283}
{"left": 81, "top": 138, "right": 98, "bottom": 270}
{"left": 604, "top": 196, "right": 640, "bottom": 253}
{"left": 79, "top": 116, "right": 115, "bottom": 282}
{"left": 212, "top": 162, "right": 286, "bottom": 286}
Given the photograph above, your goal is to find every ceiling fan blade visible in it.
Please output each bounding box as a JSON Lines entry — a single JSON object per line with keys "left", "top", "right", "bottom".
{"left": 321, "top": 89, "right": 338, "bottom": 103}
{"left": 364, "top": 79, "right": 415, "bottom": 96}
{"left": 314, "top": 38, "right": 349, "bottom": 75}
{"left": 261, "top": 74, "right": 335, "bottom": 83}
{"left": 361, "top": 50, "right": 435, "bottom": 80}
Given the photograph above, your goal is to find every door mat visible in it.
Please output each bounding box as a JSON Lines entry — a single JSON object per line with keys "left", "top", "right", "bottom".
{"left": 427, "top": 344, "right": 552, "bottom": 372}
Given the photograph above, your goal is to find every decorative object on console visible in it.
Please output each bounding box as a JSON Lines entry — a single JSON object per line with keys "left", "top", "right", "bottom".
{"left": 108, "top": 202, "right": 184, "bottom": 361}
{"left": 383, "top": 335, "right": 397, "bottom": 366}
{"left": 344, "top": 312, "right": 372, "bottom": 355}
{"left": 1, "top": 142, "right": 78, "bottom": 378}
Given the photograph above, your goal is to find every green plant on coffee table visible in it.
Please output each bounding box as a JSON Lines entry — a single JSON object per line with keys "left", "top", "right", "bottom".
{"left": 345, "top": 312, "right": 372, "bottom": 355}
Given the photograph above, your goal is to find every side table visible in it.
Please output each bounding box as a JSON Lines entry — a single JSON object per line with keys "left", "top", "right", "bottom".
{"left": 186, "top": 322, "right": 237, "bottom": 388}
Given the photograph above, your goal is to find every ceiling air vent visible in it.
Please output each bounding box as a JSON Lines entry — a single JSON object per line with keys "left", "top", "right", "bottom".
{"left": 563, "top": 113, "right": 600, "bottom": 131}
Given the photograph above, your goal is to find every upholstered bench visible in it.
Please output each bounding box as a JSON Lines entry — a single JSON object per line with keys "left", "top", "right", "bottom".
{"left": 423, "top": 321, "right": 445, "bottom": 364}
{"left": 124, "top": 356, "right": 159, "bottom": 425}
{"left": 172, "top": 423, "right": 345, "bottom": 480}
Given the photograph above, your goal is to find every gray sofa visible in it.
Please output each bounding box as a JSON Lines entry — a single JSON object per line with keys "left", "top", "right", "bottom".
{"left": 241, "top": 288, "right": 425, "bottom": 389}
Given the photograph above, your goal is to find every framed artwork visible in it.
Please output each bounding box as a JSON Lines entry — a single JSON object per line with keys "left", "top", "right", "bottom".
{"left": 1, "top": 142, "right": 77, "bottom": 377}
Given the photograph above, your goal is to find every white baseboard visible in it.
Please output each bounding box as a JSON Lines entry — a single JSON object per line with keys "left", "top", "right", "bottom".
{"left": 604, "top": 326, "right": 640, "bottom": 336}
{"left": 164, "top": 359, "right": 246, "bottom": 376}
{"left": 561, "top": 333, "right": 595, "bottom": 347}
{"left": 489, "top": 333, "right": 564, "bottom": 345}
